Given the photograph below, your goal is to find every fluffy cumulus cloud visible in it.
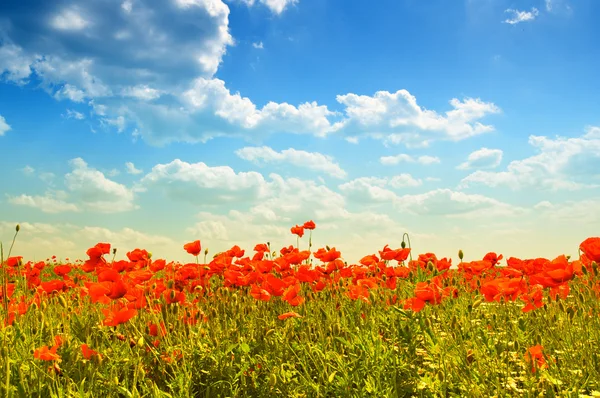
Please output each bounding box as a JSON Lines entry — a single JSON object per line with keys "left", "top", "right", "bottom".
{"left": 237, "top": 0, "right": 298, "bottom": 14}
{"left": 125, "top": 161, "right": 142, "bottom": 175}
{"left": 0, "top": 115, "right": 10, "bottom": 136}
{"left": 235, "top": 146, "right": 347, "bottom": 179}
{"left": 8, "top": 192, "right": 80, "bottom": 213}
{"left": 457, "top": 147, "right": 503, "bottom": 170}
{"left": 9, "top": 158, "right": 138, "bottom": 213}
{"left": 380, "top": 153, "right": 441, "bottom": 165}
{"left": 0, "top": 1, "right": 500, "bottom": 148}
{"left": 503, "top": 8, "right": 539, "bottom": 24}
{"left": 459, "top": 127, "right": 600, "bottom": 191}
{"left": 0, "top": 0, "right": 232, "bottom": 90}
{"left": 339, "top": 176, "right": 523, "bottom": 218}
{"left": 65, "top": 158, "right": 138, "bottom": 212}
{"left": 394, "top": 189, "right": 527, "bottom": 218}
{"left": 336, "top": 91, "right": 500, "bottom": 146}
{"left": 140, "top": 159, "right": 271, "bottom": 205}
{"left": 339, "top": 174, "right": 424, "bottom": 204}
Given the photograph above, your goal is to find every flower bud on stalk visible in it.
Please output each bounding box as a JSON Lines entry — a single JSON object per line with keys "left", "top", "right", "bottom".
{"left": 458, "top": 250, "right": 464, "bottom": 261}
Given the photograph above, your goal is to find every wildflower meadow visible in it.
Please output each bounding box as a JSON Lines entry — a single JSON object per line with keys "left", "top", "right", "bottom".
{"left": 2, "top": 222, "right": 600, "bottom": 397}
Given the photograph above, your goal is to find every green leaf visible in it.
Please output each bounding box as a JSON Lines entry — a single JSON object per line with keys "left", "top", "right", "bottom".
{"left": 240, "top": 342, "right": 250, "bottom": 353}
{"left": 328, "top": 371, "right": 337, "bottom": 383}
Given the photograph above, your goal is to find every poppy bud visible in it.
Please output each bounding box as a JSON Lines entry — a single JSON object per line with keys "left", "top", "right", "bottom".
{"left": 458, "top": 250, "right": 464, "bottom": 261}
{"left": 401, "top": 241, "right": 406, "bottom": 249}
{"left": 113, "top": 248, "right": 117, "bottom": 255}
{"left": 15, "top": 224, "right": 20, "bottom": 232}
{"left": 204, "top": 248, "right": 209, "bottom": 255}
{"left": 426, "top": 261, "right": 434, "bottom": 272}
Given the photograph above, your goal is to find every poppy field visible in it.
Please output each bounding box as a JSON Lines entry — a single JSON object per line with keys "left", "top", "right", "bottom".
{"left": 1, "top": 222, "right": 600, "bottom": 397}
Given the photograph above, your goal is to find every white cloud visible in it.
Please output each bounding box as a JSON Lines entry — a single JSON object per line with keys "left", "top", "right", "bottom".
{"left": 240, "top": 0, "right": 298, "bottom": 14}
{"left": 533, "top": 198, "right": 600, "bottom": 225}
{"left": 336, "top": 91, "right": 500, "bottom": 145}
{"left": 0, "top": 115, "right": 11, "bottom": 136}
{"left": 380, "top": 154, "right": 414, "bottom": 165}
{"left": 235, "top": 146, "right": 347, "bottom": 179}
{"left": 64, "top": 109, "right": 85, "bottom": 120}
{"left": 177, "top": 77, "right": 335, "bottom": 140}
{"left": 389, "top": 174, "right": 423, "bottom": 188}
{"left": 544, "top": 0, "right": 572, "bottom": 14}
{"left": 140, "top": 159, "right": 270, "bottom": 204}
{"left": 394, "top": 189, "right": 526, "bottom": 218}
{"left": 457, "top": 147, "right": 503, "bottom": 170}
{"left": 0, "top": 42, "right": 36, "bottom": 83}
{"left": 103, "top": 115, "right": 126, "bottom": 132}
{"left": 418, "top": 155, "right": 441, "bottom": 165}
{"left": 122, "top": 0, "right": 133, "bottom": 13}
{"left": 121, "top": 85, "right": 161, "bottom": 101}
{"left": 65, "top": 158, "right": 138, "bottom": 212}
{"left": 39, "top": 172, "right": 56, "bottom": 184}
{"left": 125, "top": 162, "right": 143, "bottom": 175}
{"left": 1, "top": 0, "right": 234, "bottom": 102}
{"left": 252, "top": 41, "right": 264, "bottom": 49}
{"left": 460, "top": 128, "right": 600, "bottom": 191}
{"left": 380, "top": 153, "right": 440, "bottom": 165}
{"left": 339, "top": 177, "right": 398, "bottom": 203}
{"left": 51, "top": 8, "right": 90, "bottom": 31}
{"left": 503, "top": 8, "right": 539, "bottom": 25}
{"left": 22, "top": 166, "right": 35, "bottom": 175}
{"left": 8, "top": 193, "right": 80, "bottom": 213}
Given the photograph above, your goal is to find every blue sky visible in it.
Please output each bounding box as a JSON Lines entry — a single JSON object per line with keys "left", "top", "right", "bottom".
{"left": 1, "top": 0, "right": 599, "bottom": 264}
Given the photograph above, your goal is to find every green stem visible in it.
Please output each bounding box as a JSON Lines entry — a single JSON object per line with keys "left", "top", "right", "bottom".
{"left": 402, "top": 232, "right": 413, "bottom": 262}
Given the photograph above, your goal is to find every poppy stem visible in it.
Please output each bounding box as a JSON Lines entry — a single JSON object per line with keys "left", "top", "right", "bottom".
{"left": 6, "top": 225, "right": 19, "bottom": 261}
{"left": 1, "top": 242, "right": 7, "bottom": 314}
{"left": 402, "top": 233, "right": 413, "bottom": 262}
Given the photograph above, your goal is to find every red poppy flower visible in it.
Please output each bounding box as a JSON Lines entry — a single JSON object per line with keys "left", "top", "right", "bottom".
{"left": 254, "top": 243, "right": 269, "bottom": 252}
{"left": 313, "top": 247, "right": 341, "bottom": 263}
{"left": 6, "top": 256, "right": 23, "bottom": 267}
{"left": 379, "top": 245, "right": 411, "bottom": 262}
{"left": 278, "top": 312, "right": 302, "bottom": 320}
{"left": 81, "top": 344, "right": 102, "bottom": 360}
{"left": 86, "top": 243, "right": 111, "bottom": 259}
{"left": 53, "top": 265, "right": 71, "bottom": 277}
{"left": 250, "top": 285, "right": 271, "bottom": 301}
{"left": 103, "top": 307, "right": 138, "bottom": 326}
{"left": 183, "top": 240, "right": 202, "bottom": 257}
{"left": 34, "top": 345, "right": 60, "bottom": 361}
{"left": 524, "top": 345, "right": 548, "bottom": 373}
{"left": 302, "top": 220, "right": 316, "bottom": 230}
{"left": 580, "top": 237, "right": 600, "bottom": 262}
{"left": 290, "top": 225, "right": 304, "bottom": 237}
